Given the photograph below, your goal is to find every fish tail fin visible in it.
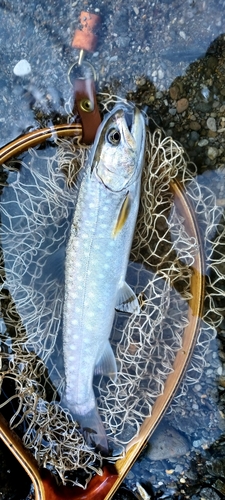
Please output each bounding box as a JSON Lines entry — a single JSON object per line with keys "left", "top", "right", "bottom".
{"left": 78, "top": 406, "right": 109, "bottom": 455}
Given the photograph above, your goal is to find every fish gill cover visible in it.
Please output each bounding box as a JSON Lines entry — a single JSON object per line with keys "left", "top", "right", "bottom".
{"left": 0, "top": 95, "right": 224, "bottom": 487}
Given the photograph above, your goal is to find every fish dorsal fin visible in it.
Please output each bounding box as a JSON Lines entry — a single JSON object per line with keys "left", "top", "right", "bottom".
{"left": 112, "top": 193, "right": 131, "bottom": 237}
{"left": 116, "top": 282, "right": 140, "bottom": 314}
{"left": 94, "top": 341, "right": 117, "bottom": 381}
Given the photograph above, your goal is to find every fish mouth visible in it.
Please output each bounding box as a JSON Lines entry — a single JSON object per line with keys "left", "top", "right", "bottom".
{"left": 113, "top": 104, "right": 145, "bottom": 155}
{"left": 129, "top": 105, "right": 145, "bottom": 157}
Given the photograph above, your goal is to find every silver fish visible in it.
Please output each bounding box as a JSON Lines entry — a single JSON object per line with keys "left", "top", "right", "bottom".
{"left": 63, "top": 103, "right": 145, "bottom": 451}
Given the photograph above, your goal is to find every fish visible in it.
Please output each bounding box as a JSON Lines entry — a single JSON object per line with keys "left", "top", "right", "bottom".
{"left": 62, "top": 102, "right": 146, "bottom": 452}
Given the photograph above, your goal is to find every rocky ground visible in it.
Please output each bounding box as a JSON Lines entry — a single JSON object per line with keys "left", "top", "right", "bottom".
{"left": 0, "top": 1, "right": 225, "bottom": 499}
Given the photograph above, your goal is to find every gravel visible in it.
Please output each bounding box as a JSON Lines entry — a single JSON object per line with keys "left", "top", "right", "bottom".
{"left": 0, "top": 1, "right": 225, "bottom": 499}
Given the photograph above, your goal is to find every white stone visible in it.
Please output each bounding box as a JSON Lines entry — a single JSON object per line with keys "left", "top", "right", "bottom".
{"left": 179, "top": 31, "right": 186, "bottom": 40}
{"left": 206, "top": 117, "right": 217, "bottom": 132}
{"left": 198, "top": 139, "right": 209, "bottom": 147}
{"left": 207, "top": 146, "right": 218, "bottom": 160}
{"left": 13, "top": 59, "right": 31, "bottom": 76}
{"left": 158, "top": 69, "right": 164, "bottom": 80}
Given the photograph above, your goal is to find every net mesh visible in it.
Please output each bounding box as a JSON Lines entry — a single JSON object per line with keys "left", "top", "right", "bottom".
{"left": 0, "top": 95, "right": 224, "bottom": 487}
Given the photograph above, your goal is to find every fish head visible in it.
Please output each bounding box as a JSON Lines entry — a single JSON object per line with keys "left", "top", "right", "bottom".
{"left": 89, "top": 103, "right": 145, "bottom": 191}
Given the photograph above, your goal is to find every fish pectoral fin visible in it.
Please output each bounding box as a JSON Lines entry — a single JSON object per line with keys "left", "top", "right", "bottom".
{"left": 112, "top": 193, "right": 131, "bottom": 237}
{"left": 116, "top": 282, "right": 140, "bottom": 314}
{"left": 94, "top": 341, "right": 117, "bottom": 381}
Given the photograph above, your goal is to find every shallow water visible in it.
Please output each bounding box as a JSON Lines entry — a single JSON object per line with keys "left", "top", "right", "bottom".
{"left": 0, "top": 1, "right": 225, "bottom": 499}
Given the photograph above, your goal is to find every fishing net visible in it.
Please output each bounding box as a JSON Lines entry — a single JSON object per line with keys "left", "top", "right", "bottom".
{"left": 0, "top": 95, "right": 224, "bottom": 487}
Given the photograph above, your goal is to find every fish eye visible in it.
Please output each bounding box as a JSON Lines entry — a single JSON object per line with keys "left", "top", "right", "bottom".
{"left": 106, "top": 128, "right": 121, "bottom": 145}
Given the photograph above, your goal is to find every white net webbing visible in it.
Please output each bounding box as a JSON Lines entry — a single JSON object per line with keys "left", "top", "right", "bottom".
{"left": 0, "top": 96, "right": 224, "bottom": 487}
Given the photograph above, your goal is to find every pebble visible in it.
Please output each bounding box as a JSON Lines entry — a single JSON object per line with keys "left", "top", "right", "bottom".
{"left": 176, "top": 98, "right": 189, "bottom": 113}
{"left": 207, "top": 458, "right": 225, "bottom": 479}
{"left": 201, "top": 85, "right": 210, "bottom": 100}
{"left": 175, "top": 465, "right": 183, "bottom": 473}
{"left": 196, "top": 102, "right": 212, "bottom": 112}
{"left": 218, "top": 375, "right": 225, "bottom": 387}
{"left": 179, "top": 31, "right": 186, "bottom": 40}
{"left": 200, "top": 487, "right": 221, "bottom": 500}
{"left": 169, "top": 85, "right": 180, "bottom": 100}
{"left": 194, "top": 384, "right": 202, "bottom": 391}
{"left": 147, "top": 425, "right": 189, "bottom": 460}
{"left": 109, "top": 55, "right": 118, "bottom": 62}
{"left": 213, "top": 479, "right": 225, "bottom": 496}
{"left": 158, "top": 69, "right": 164, "bottom": 80}
{"left": 190, "top": 120, "right": 201, "bottom": 131}
{"left": 193, "top": 438, "right": 208, "bottom": 448}
{"left": 190, "top": 131, "right": 200, "bottom": 141}
{"left": 207, "top": 147, "right": 218, "bottom": 160}
{"left": 207, "top": 117, "right": 217, "bottom": 131}
{"left": 198, "top": 139, "right": 209, "bottom": 147}
{"left": 13, "top": 59, "right": 31, "bottom": 76}
{"left": 126, "top": 470, "right": 135, "bottom": 480}
{"left": 133, "top": 6, "right": 139, "bottom": 15}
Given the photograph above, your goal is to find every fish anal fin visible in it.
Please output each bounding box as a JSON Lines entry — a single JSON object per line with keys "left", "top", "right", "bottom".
{"left": 116, "top": 282, "right": 140, "bottom": 314}
{"left": 94, "top": 341, "right": 117, "bottom": 381}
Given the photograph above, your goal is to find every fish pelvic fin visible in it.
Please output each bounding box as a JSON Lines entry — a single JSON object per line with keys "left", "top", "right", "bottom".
{"left": 77, "top": 406, "right": 109, "bottom": 455}
{"left": 116, "top": 281, "right": 140, "bottom": 314}
{"left": 94, "top": 341, "right": 117, "bottom": 381}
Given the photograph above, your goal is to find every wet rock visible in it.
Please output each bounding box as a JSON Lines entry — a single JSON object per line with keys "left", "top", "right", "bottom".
{"left": 198, "top": 139, "right": 209, "bottom": 147}
{"left": 147, "top": 425, "right": 189, "bottom": 461}
{"left": 207, "top": 56, "right": 219, "bottom": 71}
{"left": 195, "top": 102, "right": 212, "bottom": 113}
{"left": 190, "top": 131, "right": 200, "bottom": 141}
{"left": 207, "top": 146, "right": 218, "bottom": 160}
{"left": 169, "top": 85, "right": 180, "bottom": 100}
{"left": 218, "top": 375, "right": 225, "bottom": 388}
{"left": 176, "top": 98, "right": 189, "bottom": 113}
{"left": 169, "top": 107, "right": 176, "bottom": 116}
{"left": 199, "top": 487, "right": 220, "bottom": 500}
{"left": 113, "top": 485, "right": 138, "bottom": 500}
{"left": 158, "top": 69, "right": 164, "bottom": 80}
{"left": 213, "top": 479, "right": 225, "bottom": 496}
{"left": 193, "top": 437, "right": 209, "bottom": 448}
{"left": 190, "top": 121, "right": 201, "bottom": 131}
{"left": 206, "top": 117, "right": 217, "bottom": 131}
{"left": 206, "top": 457, "right": 225, "bottom": 478}
{"left": 13, "top": 59, "right": 31, "bottom": 76}
{"left": 185, "top": 469, "right": 198, "bottom": 481}
{"left": 208, "top": 130, "right": 217, "bottom": 138}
